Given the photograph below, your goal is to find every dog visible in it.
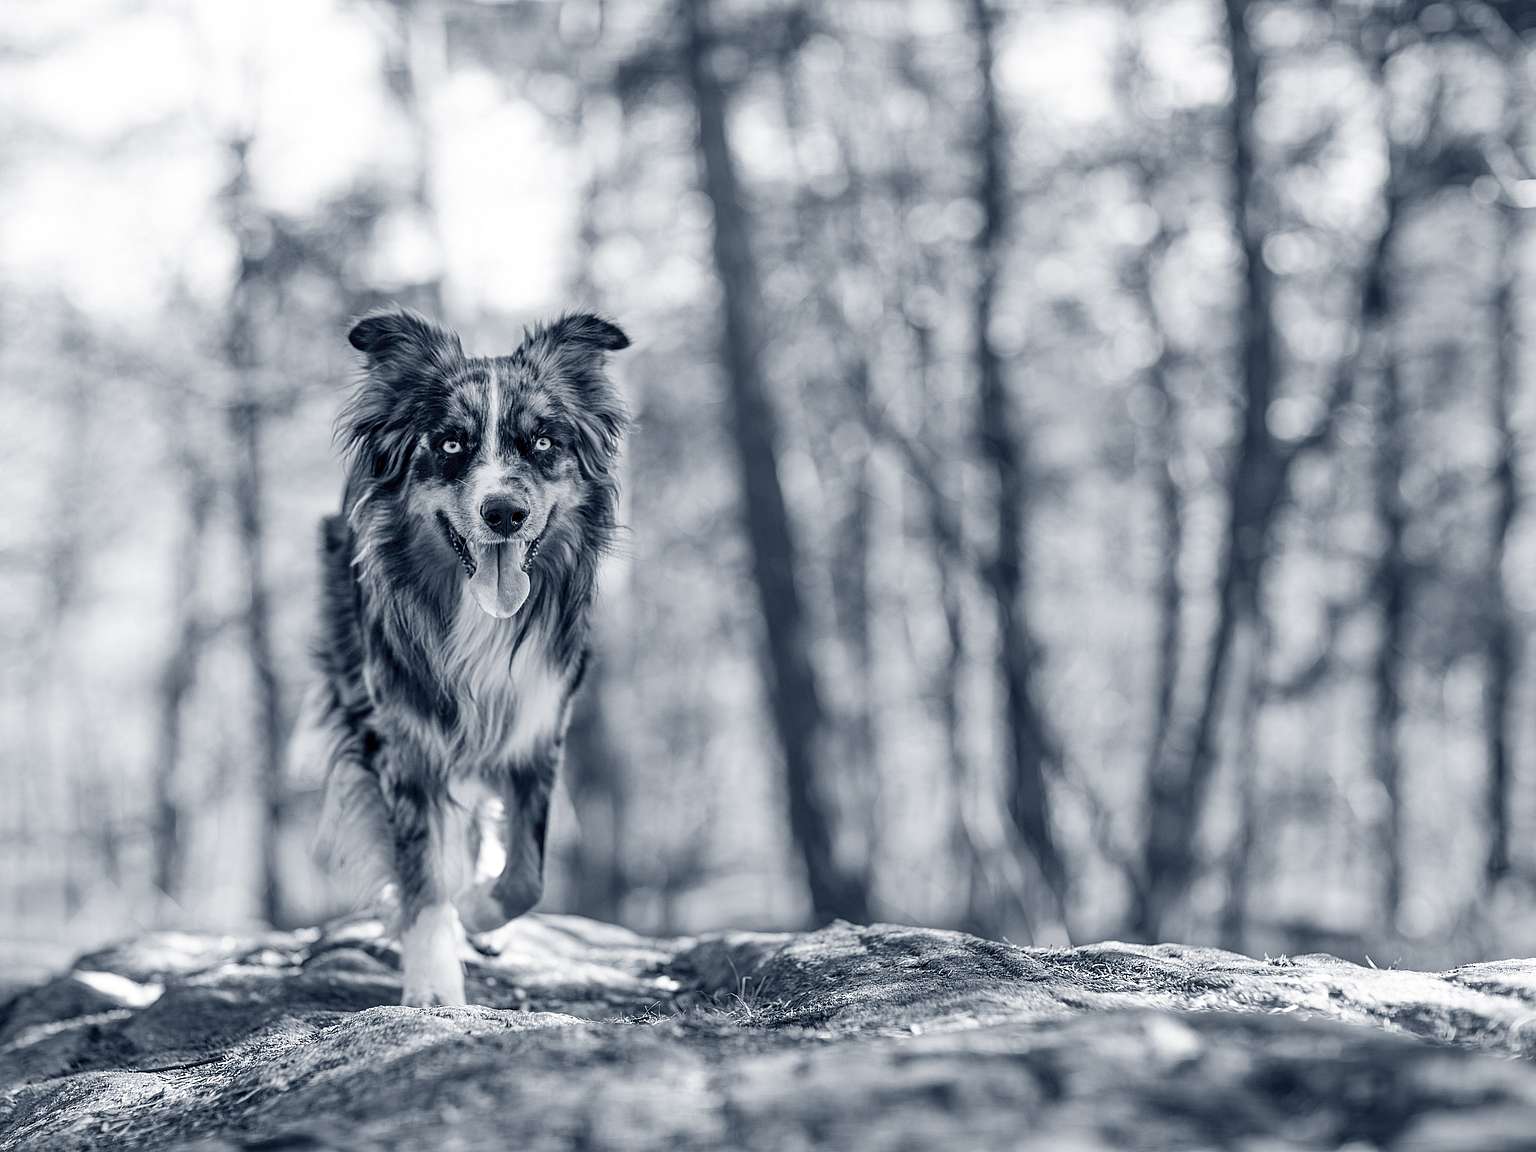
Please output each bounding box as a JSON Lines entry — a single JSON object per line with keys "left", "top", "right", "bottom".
{"left": 294, "top": 307, "right": 630, "bottom": 1006}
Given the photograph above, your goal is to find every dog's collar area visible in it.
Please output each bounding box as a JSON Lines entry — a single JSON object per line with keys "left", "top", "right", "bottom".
{"left": 436, "top": 512, "right": 478, "bottom": 579}
{"left": 435, "top": 508, "right": 555, "bottom": 578}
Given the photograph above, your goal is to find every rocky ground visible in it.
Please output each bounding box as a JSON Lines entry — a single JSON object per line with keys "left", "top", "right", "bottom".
{"left": 5, "top": 914, "right": 1536, "bottom": 1150}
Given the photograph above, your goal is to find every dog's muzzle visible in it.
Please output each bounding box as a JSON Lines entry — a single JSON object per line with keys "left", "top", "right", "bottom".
{"left": 436, "top": 509, "right": 553, "bottom": 618}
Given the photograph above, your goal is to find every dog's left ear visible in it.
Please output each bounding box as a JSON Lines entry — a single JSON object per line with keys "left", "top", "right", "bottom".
{"left": 545, "top": 312, "right": 630, "bottom": 353}
{"left": 536, "top": 312, "right": 631, "bottom": 482}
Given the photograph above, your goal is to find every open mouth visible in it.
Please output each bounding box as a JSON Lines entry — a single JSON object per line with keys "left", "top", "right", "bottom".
{"left": 436, "top": 509, "right": 552, "bottom": 619}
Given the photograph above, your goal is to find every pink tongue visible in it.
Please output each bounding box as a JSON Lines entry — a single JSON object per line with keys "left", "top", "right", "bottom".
{"left": 468, "top": 541, "right": 530, "bottom": 618}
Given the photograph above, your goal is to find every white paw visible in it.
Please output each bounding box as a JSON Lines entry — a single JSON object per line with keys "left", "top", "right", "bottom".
{"left": 399, "top": 903, "right": 467, "bottom": 1007}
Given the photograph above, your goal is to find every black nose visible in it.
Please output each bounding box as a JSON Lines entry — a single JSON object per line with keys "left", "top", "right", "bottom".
{"left": 479, "top": 496, "right": 528, "bottom": 535}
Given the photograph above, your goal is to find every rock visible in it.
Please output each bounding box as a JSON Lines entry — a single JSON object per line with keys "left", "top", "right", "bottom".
{"left": 4, "top": 915, "right": 1536, "bottom": 1150}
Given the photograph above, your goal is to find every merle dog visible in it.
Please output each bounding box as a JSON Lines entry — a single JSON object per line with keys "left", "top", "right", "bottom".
{"left": 294, "top": 308, "right": 629, "bottom": 1005}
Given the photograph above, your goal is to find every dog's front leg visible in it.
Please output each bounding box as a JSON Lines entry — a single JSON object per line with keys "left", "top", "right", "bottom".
{"left": 386, "top": 775, "right": 467, "bottom": 1007}
{"left": 456, "top": 764, "right": 554, "bottom": 935}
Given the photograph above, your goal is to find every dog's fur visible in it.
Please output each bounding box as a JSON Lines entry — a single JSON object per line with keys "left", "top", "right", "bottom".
{"left": 295, "top": 308, "right": 629, "bottom": 1006}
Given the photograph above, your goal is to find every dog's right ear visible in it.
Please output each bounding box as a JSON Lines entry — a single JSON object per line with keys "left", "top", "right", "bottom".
{"left": 347, "top": 308, "right": 463, "bottom": 382}
{"left": 339, "top": 308, "right": 462, "bottom": 488}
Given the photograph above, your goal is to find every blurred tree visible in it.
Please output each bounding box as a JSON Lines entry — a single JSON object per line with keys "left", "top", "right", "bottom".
{"left": 1368, "top": 210, "right": 1409, "bottom": 926}
{"left": 1481, "top": 13, "right": 1529, "bottom": 892}
{"left": 221, "top": 136, "right": 289, "bottom": 928}
{"left": 774, "top": 14, "right": 888, "bottom": 914}
{"left": 1113, "top": 3, "right": 1186, "bottom": 938}
{"left": 1362, "top": 23, "right": 1412, "bottom": 929}
{"left": 561, "top": 17, "right": 633, "bottom": 921}
{"left": 39, "top": 325, "right": 97, "bottom": 921}
{"left": 966, "top": 0, "right": 1067, "bottom": 938}
{"left": 835, "top": 18, "right": 1011, "bottom": 932}
{"left": 563, "top": 658, "right": 629, "bottom": 922}
{"left": 1138, "top": 0, "right": 1282, "bottom": 943}
{"left": 682, "top": 0, "right": 870, "bottom": 924}
{"left": 151, "top": 378, "right": 217, "bottom": 907}
{"left": 1137, "top": 0, "right": 1366, "bottom": 940}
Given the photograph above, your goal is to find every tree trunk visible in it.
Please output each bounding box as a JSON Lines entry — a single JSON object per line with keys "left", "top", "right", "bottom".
{"left": 1123, "top": 193, "right": 1182, "bottom": 925}
{"left": 1371, "top": 345, "right": 1408, "bottom": 925}
{"left": 557, "top": 62, "right": 632, "bottom": 925}
{"left": 1218, "top": 601, "right": 1268, "bottom": 953}
{"left": 1358, "top": 38, "right": 1410, "bottom": 925}
{"left": 1137, "top": 0, "right": 1283, "bottom": 942}
{"left": 39, "top": 357, "right": 95, "bottom": 921}
{"left": 222, "top": 137, "right": 288, "bottom": 929}
{"left": 1485, "top": 50, "right": 1526, "bottom": 892}
{"left": 682, "top": 0, "right": 869, "bottom": 925}
{"left": 1366, "top": 191, "right": 1406, "bottom": 929}
{"left": 1485, "top": 195, "right": 1522, "bottom": 894}
{"left": 229, "top": 406, "right": 286, "bottom": 929}
{"left": 966, "top": 0, "right": 1067, "bottom": 935}
{"left": 563, "top": 657, "right": 628, "bottom": 924}
{"left": 1113, "top": 9, "right": 1185, "bottom": 937}
{"left": 151, "top": 443, "right": 214, "bottom": 906}
{"left": 1143, "top": 366, "right": 1183, "bottom": 844}
{"left": 895, "top": 313, "right": 998, "bottom": 936}
{"left": 832, "top": 357, "right": 879, "bottom": 898}
{"left": 773, "top": 38, "right": 883, "bottom": 894}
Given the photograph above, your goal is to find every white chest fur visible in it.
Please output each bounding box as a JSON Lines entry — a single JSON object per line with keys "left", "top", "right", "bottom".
{"left": 439, "top": 593, "right": 570, "bottom": 769}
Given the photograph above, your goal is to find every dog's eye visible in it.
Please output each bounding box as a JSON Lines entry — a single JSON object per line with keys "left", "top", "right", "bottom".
{"left": 533, "top": 435, "right": 553, "bottom": 453}
{"left": 441, "top": 438, "right": 463, "bottom": 455}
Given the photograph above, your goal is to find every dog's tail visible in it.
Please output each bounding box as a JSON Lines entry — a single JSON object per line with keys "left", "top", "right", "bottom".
{"left": 317, "top": 751, "right": 397, "bottom": 912}
{"left": 297, "top": 511, "right": 397, "bottom": 912}
{"left": 290, "top": 668, "right": 396, "bottom": 911}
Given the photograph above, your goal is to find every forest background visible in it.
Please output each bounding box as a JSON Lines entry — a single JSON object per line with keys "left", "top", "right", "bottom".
{"left": 3, "top": 0, "right": 1534, "bottom": 981}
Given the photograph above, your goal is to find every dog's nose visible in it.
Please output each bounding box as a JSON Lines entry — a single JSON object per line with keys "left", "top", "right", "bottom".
{"left": 479, "top": 496, "right": 528, "bottom": 535}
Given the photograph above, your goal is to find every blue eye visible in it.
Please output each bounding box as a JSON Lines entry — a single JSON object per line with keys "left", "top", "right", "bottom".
{"left": 441, "top": 438, "right": 463, "bottom": 454}
{"left": 533, "top": 435, "right": 553, "bottom": 452}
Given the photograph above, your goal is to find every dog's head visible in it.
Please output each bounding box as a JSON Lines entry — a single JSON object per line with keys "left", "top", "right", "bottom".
{"left": 340, "top": 308, "right": 630, "bottom": 619}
